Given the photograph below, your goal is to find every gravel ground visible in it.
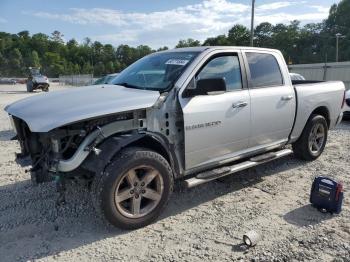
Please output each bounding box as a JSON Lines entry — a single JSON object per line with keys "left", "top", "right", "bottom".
{"left": 0, "top": 84, "right": 349, "bottom": 262}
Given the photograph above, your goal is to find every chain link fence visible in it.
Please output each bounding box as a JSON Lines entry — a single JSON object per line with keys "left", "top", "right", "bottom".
{"left": 289, "top": 61, "right": 350, "bottom": 90}
{"left": 58, "top": 74, "right": 95, "bottom": 86}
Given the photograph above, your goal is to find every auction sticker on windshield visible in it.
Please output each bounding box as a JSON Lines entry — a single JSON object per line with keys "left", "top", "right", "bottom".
{"left": 165, "top": 59, "right": 189, "bottom": 66}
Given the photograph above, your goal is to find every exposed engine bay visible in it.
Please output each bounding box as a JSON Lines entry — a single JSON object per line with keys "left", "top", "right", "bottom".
{"left": 10, "top": 111, "right": 143, "bottom": 183}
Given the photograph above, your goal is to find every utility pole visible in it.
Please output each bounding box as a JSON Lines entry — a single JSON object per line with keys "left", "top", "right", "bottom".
{"left": 250, "top": 0, "right": 255, "bottom": 47}
{"left": 335, "top": 33, "right": 344, "bottom": 62}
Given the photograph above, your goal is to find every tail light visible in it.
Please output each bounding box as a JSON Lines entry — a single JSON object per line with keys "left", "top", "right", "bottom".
{"left": 335, "top": 183, "right": 343, "bottom": 201}
{"left": 341, "top": 90, "right": 346, "bottom": 109}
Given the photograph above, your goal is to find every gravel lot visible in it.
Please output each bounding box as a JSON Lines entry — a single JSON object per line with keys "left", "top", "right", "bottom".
{"left": 0, "top": 84, "right": 349, "bottom": 261}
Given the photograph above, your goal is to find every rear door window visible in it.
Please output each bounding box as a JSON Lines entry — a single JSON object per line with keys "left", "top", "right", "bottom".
{"left": 246, "top": 52, "right": 283, "bottom": 88}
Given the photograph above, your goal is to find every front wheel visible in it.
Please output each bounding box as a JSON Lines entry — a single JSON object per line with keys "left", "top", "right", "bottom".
{"left": 43, "top": 84, "right": 49, "bottom": 92}
{"left": 91, "top": 147, "right": 174, "bottom": 229}
{"left": 292, "top": 114, "right": 328, "bottom": 160}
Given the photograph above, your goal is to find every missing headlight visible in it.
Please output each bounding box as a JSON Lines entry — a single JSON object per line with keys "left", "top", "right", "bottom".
{"left": 8, "top": 115, "right": 17, "bottom": 134}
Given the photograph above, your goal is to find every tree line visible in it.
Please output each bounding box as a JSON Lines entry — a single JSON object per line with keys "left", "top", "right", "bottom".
{"left": 0, "top": 0, "right": 349, "bottom": 77}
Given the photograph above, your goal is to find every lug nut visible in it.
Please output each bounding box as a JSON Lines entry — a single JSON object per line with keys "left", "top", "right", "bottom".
{"left": 142, "top": 190, "right": 146, "bottom": 194}
{"left": 135, "top": 194, "right": 139, "bottom": 199}
{"left": 141, "top": 182, "right": 145, "bottom": 186}
{"left": 134, "top": 182, "right": 138, "bottom": 187}
{"left": 130, "top": 190, "right": 134, "bottom": 194}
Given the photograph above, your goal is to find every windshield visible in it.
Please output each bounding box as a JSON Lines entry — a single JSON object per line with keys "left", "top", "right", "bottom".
{"left": 106, "top": 74, "right": 119, "bottom": 83}
{"left": 111, "top": 51, "right": 199, "bottom": 91}
{"left": 94, "top": 74, "right": 119, "bottom": 85}
{"left": 94, "top": 76, "right": 108, "bottom": 85}
{"left": 30, "top": 68, "right": 41, "bottom": 76}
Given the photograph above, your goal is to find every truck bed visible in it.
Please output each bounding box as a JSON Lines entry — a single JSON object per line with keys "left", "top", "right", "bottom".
{"left": 290, "top": 80, "right": 345, "bottom": 142}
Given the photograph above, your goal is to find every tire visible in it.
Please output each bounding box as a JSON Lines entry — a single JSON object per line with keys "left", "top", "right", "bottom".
{"left": 26, "top": 80, "right": 33, "bottom": 92}
{"left": 91, "top": 147, "right": 174, "bottom": 229}
{"left": 292, "top": 114, "right": 328, "bottom": 161}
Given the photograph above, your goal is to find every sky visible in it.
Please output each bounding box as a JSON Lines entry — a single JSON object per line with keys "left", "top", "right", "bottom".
{"left": 0, "top": 0, "right": 341, "bottom": 48}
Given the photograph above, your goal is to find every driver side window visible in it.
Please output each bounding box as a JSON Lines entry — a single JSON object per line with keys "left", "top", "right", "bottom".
{"left": 197, "top": 55, "right": 243, "bottom": 91}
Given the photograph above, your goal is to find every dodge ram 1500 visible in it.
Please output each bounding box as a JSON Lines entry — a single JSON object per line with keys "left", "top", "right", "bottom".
{"left": 5, "top": 47, "right": 345, "bottom": 229}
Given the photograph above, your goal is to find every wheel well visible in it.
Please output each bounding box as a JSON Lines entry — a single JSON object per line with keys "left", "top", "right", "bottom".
{"left": 128, "top": 136, "right": 171, "bottom": 165}
{"left": 311, "top": 106, "right": 330, "bottom": 127}
{"left": 81, "top": 133, "right": 179, "bottom": 178}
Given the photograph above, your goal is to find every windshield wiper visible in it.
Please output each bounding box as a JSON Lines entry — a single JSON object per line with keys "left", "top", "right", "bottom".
{"left": 114, "top": 82, "right": 142, "bottom": 89}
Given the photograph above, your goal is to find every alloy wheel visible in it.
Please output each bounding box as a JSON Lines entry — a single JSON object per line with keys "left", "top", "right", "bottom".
{"left": 114, "top": 165, "right": 164, "bottom": 219}
{"left": 308, "top": 123, "right": 325, "bottom": 154}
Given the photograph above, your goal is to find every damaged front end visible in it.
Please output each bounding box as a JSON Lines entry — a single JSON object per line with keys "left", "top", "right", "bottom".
{"left": 11, "top": 115, "right": 54, "bottom": 183}
{"left": 10, "top": 111, "right": 142, "bottom": 184}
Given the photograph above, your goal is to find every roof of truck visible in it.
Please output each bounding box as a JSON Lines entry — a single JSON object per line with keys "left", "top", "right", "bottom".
{"left": 160, "top": 46, "right": 279, "bottom": 53}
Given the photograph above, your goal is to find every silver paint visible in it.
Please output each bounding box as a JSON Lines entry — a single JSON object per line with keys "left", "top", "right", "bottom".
{"left": 5, "top": 84, "right": 159, "bottom": 132}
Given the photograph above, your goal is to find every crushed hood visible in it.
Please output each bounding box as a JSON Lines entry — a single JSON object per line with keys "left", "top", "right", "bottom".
{"left": 5, "top": 85, "right": 160, "bottom": 132}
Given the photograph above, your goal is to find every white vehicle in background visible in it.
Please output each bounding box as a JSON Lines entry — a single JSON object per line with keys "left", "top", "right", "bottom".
{"left": 26, "top": 67, "right": 50, "bottom": 92}
{"left": 289, "top": 72, "right": 305, "bottom": 81}
{"left": 343, "top": 89, "right": 350, "bottom": 119}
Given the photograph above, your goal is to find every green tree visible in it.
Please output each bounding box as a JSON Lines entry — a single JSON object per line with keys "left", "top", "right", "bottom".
{"left": 9, "top": 48, "right": 23, "bottom": 75}
{"left": 203, "top": 35, "right": 229, "bottom": 46}
{"left": 94, "top": 62, "right": 105, "bottom": 77}
{"left": 324, "top": 0, "right": 350, "bottom": 61}
{"left": 43, "top": 52, "right": 64, "bottom": 77}
{"left": 157, "top": 46, "right": 169, "bottom": 51}
{"left": 18, "top": 30, "right": 30, "bottom": 39}
{"left": 51, "top": 30, "right": 64, "bottom": 44}
{"left": 0, "top": 52, "right": 7, "bottom": 76}
{"left": 176, "top": 38, "right": 201, "bottom": 48}
{"left": 227, "top": 25, "right": 250, "bottom": 46}
{"left": 255, "top": 22, "right": 274, "bottom": 47}
{"left": 82, "top": 62, "right": 93, "bottom": 74}
{"left": 105, "top": 61, "right": 114, "bottom": 74}
{"left": 29, "top": 50, "right": 41, "bottom": 68}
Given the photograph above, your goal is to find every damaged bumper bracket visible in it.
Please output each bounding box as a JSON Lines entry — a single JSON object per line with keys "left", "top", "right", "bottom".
{"left": 57, "top": 119, "right": 136, "bottom": 173}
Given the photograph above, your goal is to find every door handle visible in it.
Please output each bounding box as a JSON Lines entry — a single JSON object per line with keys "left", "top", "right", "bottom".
{"left": 281, "top": 95, "right": 293, "bottom": 101}
{"left": 232, "top": 101, "right": 248, "bottom": 108}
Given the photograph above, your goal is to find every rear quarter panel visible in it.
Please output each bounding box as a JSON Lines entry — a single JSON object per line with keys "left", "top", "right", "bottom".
{"left": 290, "top": 81, "right": 345, "bottom": 142}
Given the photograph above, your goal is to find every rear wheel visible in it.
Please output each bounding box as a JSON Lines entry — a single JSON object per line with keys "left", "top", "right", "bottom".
{"left": 292, "top": 114, "right": 328, "bottom": 160}
{"left": 91, "top": 147, "right": 173, "bottom": 229}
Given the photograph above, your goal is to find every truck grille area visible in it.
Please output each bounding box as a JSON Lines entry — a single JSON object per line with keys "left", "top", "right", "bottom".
{"left": 12, "top": 116, "right": 48, "bottom": 164}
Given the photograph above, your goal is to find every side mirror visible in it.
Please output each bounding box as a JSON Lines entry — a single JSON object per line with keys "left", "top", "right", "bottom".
{"left": 183, "top": 78, "right": 226, "bottom": 97}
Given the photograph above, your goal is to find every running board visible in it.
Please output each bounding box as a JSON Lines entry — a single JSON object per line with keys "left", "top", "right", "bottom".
{"left": 185, "top": 149, "right": 293, "bottom": 188}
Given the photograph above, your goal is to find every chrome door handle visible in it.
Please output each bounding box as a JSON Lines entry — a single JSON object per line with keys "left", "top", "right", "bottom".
{"left": 281, "top": 95, "right": 293, "bottom": 101}
{"left": 232, "top": 101, "right": 248, "bottom": 108}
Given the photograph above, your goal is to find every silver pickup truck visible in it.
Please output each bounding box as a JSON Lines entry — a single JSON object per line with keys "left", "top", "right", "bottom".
{"left": 5, "top": 47, "right": 345, "bottom": 229}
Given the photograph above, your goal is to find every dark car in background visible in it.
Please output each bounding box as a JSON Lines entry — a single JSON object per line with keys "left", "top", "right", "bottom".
{"left": 0, "top": 78, "right": 17, "bottom": 85}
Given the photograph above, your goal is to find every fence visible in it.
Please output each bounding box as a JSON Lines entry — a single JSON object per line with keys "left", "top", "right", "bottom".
{"left": 289, "top": 61, "right": 350, "bottom": 90}
{"left": 59, "top": 74, "right": 94, "bottom": 86}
